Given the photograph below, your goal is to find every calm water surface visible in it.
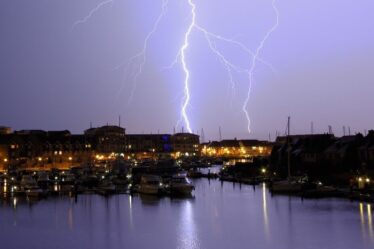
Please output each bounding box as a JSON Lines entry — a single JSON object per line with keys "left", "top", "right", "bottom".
{"left": 0, "top": 179, "right": 373, "bottom": 249}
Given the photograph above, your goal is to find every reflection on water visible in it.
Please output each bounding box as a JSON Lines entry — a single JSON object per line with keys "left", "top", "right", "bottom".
{"left": 360, "top": 202, "right": 374, "bottom": 240}
{"left": 368, "top": 204, "right": 373, "bottom": 237}
{"left": 128, "top": 195, "right": 133, "bottom": 230}
{"left": 262, "top": 182, "right": 269, "bottom": 239}
{"left": 0, "top": 179, "right": 373, "bottom": 249}
{"left": 177, "top": 200, "right": 199, "bottom": 249}
{"left": 68, "top": 206, "right": 74, "bottom": 230}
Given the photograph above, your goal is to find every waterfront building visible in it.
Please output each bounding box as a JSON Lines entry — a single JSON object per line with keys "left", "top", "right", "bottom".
{"left": 84, "top": 125, "right": 126, "bottom": 154}
{"left": 270, "top": 132, "right": 374, "bottom": 185}
{"left": 0, "top": 126, "right": 12, "bottom": 134}
{"left": 358, "top": 130, "right": 374, "bottom": 171}
{"left": 324, "top": 135, "right": 363, "bottom": 170}
{"left": 125, "top": 134, "right": 172, "bottom": 159}
{"left": 171, "top": 133, "right": 200, "bottom": 157}
{"left": 271, "top": 134, "right": 336, "bottom": 178}
{"left": 0, "top": 126, "right": 201, "bottom": 170}
{"left": 0, "top": 130, "right": 93, "bottom": 170}
{"left": 201, "top": 139, "right": 272, "bottom": 158}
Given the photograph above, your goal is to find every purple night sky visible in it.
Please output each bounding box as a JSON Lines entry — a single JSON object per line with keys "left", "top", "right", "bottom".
{"left": 0, "top": 0, "right": 373, "bottom": 140}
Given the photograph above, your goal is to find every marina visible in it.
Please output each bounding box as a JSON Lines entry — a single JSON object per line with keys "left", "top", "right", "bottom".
{"left": 1, "top": 1, "right": 373, "bottom": 248}
{"left": 1, "top": 161, "right": 374, "bottom": 203}
{"left": 0, "top": 178, "right": 373, "bottom": 249}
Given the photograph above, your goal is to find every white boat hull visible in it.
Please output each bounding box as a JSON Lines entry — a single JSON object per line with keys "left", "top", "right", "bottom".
{"left": 138, "top": 185, "right": 160, "bottom": 195}
{"left": 170, "top": 184, "right": 194, "bottom": 195}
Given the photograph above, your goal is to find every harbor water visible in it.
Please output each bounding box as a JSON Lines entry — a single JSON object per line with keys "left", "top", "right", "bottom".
{"left": 0, "top": 178, "right": 373, "bottom": 249}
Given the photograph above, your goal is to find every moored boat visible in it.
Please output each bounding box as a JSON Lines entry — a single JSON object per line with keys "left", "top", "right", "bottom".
{"left": 97, "top": 179, "right": 117, "bottom": 195}
{"left": 21, "top": 175, "right": 45, "bottom": 198}
{"left": 138, "top": 175, "right": 163, "bottom": 195}
{"left": 37, "top": 171, "right": 50, "bottom": 189}
{"left": 167, "top": 173, "right": 194, "bottom": 196}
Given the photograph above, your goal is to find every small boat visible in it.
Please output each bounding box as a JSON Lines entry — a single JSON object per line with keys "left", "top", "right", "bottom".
{"left": 20, "top": 175, "right": 37, "bottom": 190}
{"left": 37, "top": 171, "right": 50, "bottom": 189}
{"left": 270, "top": 117, "right": 304, "bottom": 195}
{"left": 302, "top": 184, "right": 337, "bottom": 198}
{"left": 138, "top": 175, "right": 163, "bottom": 195}
{"left": 60, "top": 173, "right": 76, "bottom": 185}
{"left": 112, "top": 175, "right": 129, "bottom": 186}
{"left": 97, "top": 179, "right": 117, "bottom": 195}
{"left": 167, "top": 173, "right": 194, "bottom": 195}
{"left": 80, "top": 174, "right": 99, "bottom": 188}
{"left": 187, "top": 170, "right": 203, "bottom": 178}
{"left": 270, "top": 179, "right": 303, "bottom": 194}
{"left": 21, "top": 175, "right": 45, "bottom": 198}
{"left": 25, "top": 186, "right": 44, "bottom": 198}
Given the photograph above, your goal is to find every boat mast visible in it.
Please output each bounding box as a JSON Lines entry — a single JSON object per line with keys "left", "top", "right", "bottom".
{"left": 287, "top": 116, "right": 291, "bottom": 179}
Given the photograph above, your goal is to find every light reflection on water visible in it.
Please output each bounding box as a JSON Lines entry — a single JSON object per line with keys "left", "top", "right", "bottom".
{"left": 262, "top": 182, "right": 269, "bottom": 240}
{"left": 177, "top": 200, "right": 199, "bottom": 249}
{"left": 360, "top": 202, "right": 374, "bottom": 241}
{"left": 0, "top": 179, "right": 373, "bottom": 249}
{"left": 368, "top": 204, "right": 373, "bottom": 239}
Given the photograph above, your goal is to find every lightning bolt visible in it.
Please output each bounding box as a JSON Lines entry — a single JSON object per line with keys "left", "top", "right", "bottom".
{"left": 73, "top": 0, "right": 169, "bottom": 104}
{"left": 123, "top": 0, "right": 169, "bottom": 104}
{"left": 242, "top": 0, "right": 279, "bottom": 134}
{"left": 74, "top": 0, "right": 279, "bottom": 136}
{"left": 71, "top": 0, "right": 114, "bottom": 30}
{"left": 178, "top": 0, "right": 196, "bottom": 134}
{"left": 173, "top": 0, "right": 277, "bottom": 134}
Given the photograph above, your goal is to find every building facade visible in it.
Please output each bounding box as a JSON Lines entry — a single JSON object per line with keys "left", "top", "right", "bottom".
{"left": 201, "top": 139, "right": 272, "bottom": 158}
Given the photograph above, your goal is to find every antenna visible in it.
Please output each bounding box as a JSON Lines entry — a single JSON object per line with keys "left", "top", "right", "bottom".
{"left": 343, "top": 126, "right": 346, "bottom": 136}
{"left": 348, "top": 126, "right": 351, "bottom": 136}
{"left": 219, "top": 126, "right": 222, "bottom": 141}
{"left": 173, "top": 126, "right": 176, "bottom": 134}
{"left": 328, "top": 125, "right": 332, "bottom": 135}
{"left": 118, "top": 115, "right": 121, "bottom": 127}
{"left": 311, "top": 122, "right": 314, "bottom": 134}
{"left": 201, "top": 128, "right": 205, "bottom": 143}
{"left": 90, "top": 122, "right": 92, "bottom": 129}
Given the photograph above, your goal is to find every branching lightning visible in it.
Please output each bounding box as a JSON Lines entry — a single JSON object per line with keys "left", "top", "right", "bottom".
{"left": 74, "top": 0, "right": 279, "bottom": 136}
{"left": 172, "top": 0, "right": 278, "bottom": 134}
{"left": 178, "top": 0, "right": 196, "bottom": 134}
{"left": 71, "top": 0, "right": 114, "bottom": 30}
{"left": 124, "top": 0, "right": 169, "bottom": 104}
{"left": 242, "top": 0, "right": 279, "bottom": 134}
{"left": 72, "top": 0, "right": 169, "bottom": 104}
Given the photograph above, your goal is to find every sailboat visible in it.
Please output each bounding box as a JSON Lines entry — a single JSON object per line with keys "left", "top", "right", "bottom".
{"left": 270, "top": 117, "right": 304, "bottom": 194}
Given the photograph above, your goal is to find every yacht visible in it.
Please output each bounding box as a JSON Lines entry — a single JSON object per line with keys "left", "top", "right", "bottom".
{"left": 167, "top": 173, "right": 194, "bottom": 195}
{"left": 97, "top": 179, "right": 116, "bottom": 195}
{"left": 60, "top": 173, "right": 76, "bottom": 185}
{"left": 37, "top": 171, "right": 50, "bottom": 189}
{"left": 20, "top": 175, "right": 44, "bottom": 198}
{"left": 138, "top": 175, "right": 163, "bottom": 195}
{"left": 270, "top": 117, "right": 307, "bottom": 194}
